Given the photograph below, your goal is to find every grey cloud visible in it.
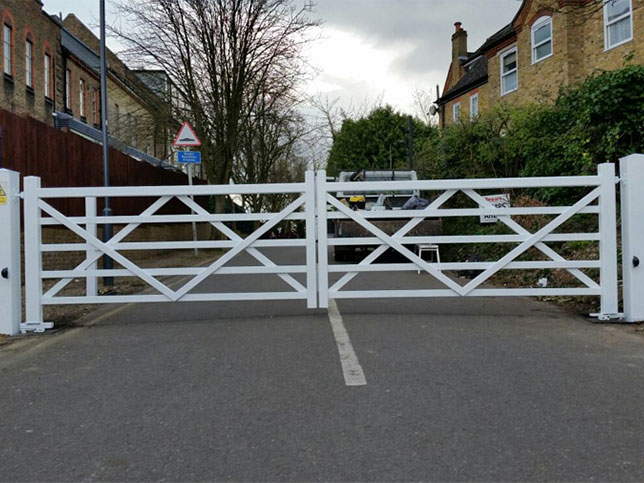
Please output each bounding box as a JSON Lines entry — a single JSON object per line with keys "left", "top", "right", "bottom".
{"left": 312, "top": 0, "right": 523, "bottom": 81}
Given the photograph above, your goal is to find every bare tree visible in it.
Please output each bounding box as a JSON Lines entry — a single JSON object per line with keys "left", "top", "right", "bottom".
{"left": 234, "top": 88, "right": 303, "bottom": 212}
{"left": 534, "top": 0, "right": 610, "bottom": 23}
{"left": 411, "top": 87, "right": 437, "bottom": 126}
{"left": 112, "top": 0, "right": 317, "bottom": 210}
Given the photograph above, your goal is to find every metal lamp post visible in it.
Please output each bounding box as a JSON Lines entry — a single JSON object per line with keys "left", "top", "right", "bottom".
{"left": 100, "top": 0, "right": 113, "bottom": 287}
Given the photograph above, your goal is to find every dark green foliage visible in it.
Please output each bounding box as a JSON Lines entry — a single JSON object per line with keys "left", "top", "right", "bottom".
{"left": 418, "top": 65, "right": 644, "bottom": 204}
{"left": 327, "top": 105, "right": 437, "bottom": 176}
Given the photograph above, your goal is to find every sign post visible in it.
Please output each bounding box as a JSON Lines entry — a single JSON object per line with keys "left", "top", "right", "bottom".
{"left": 174, "top": 122, "right": 202, "bottom": 257}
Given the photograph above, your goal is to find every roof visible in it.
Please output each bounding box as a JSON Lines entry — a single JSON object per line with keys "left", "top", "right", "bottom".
{"left": 437, "top": 55, "right": 488, "bottom": 104}
{"left": 54, "top": 112, "right": 178, "bottom": 171}
{"left": 473, "top": 23, "right": 516, "bottom": 57}
{"left": 61, "top": 28, "right": 100, "bottom": 74}
{"left": 437, "top": 21, "right": 517, "bottom": 105}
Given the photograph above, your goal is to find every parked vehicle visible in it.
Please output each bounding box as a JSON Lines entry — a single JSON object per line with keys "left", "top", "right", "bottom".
{"left": 332, "top": 170, "right": 442, "bottom": 261}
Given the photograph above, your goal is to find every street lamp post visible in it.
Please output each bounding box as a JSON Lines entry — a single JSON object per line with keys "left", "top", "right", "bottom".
{"left": 100, "top": 0, "right": 113, "bottom": 288}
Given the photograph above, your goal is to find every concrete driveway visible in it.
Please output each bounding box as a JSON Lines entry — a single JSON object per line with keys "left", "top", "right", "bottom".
{"left": 1, "top": 248, "right": 643, "bottom": 482}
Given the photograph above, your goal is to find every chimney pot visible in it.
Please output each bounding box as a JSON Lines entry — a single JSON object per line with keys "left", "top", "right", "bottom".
{"left": 455, "top": 22, "right": 462, "bottom": 32}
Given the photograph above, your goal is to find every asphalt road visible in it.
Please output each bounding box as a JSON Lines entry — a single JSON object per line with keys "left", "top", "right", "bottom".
{"left": 1, "top": 247, "right": 644, "bottom": 482}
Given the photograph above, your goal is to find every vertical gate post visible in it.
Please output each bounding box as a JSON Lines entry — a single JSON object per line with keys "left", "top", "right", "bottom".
{"left": 0, "top": 169, "right": 22, "bottom": 336}
{"left": 620, "top": 154, "right": 644, "bottom": 322}
{"left": 304, "top": 171, "right": 317, "bottom": 309}
{"left": 22, "top": 176, "right": 53, "bottom": 333}
{"left": 316, "top": 171, "right": 329, "bottom": 309}
{"left": 85, "top": 197, "right": 98, "bottom": 297}
{"left": 598, "top": 163, "right": 619, "bottom": 319}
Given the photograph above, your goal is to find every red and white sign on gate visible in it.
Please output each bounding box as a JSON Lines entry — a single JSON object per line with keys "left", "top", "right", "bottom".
{"left": 173, "top": 121, "right": 202, "bottom": 148}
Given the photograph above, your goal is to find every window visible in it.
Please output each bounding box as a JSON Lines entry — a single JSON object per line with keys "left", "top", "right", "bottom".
{"left": 453, "top": 102, "right": 460, "bottom": 123}
{"left": 25, "top": 38, "right": 33, "bottom": 88}
{"left": 604, "top": 0, "right": 632, "bottom": 50}
{"left": 470, "top": 93, "right": 479, "bottom": 120}
{"left": 531, "top": 16, "right": 553, "bottom": 63}
{"left": 79, "top": 79, "right": 86, "bottom": 118}
{"left": 500, "top": 48, "right": 518, "bottom": 95}
{"left": 44, "top": 53, "right": 52, "bottom": 98}
{"left": 65, "top": 68, "right": 72, "bottom": 110}
{"left": 3, "top": 23, "right": 12, "bottom": 76}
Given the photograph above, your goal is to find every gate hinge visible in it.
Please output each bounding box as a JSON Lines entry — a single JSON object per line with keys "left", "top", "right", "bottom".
{"left": 20, "top": 321, "right": 54, "bottom": 334}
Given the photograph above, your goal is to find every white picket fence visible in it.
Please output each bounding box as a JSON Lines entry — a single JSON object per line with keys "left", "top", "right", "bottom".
{"left": 1, "top": 155, "right": 643, "bottom": 336}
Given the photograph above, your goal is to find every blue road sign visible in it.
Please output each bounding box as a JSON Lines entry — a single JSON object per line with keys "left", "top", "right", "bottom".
{"left": 177, "top": 151, "right": 202, "bottom": 164}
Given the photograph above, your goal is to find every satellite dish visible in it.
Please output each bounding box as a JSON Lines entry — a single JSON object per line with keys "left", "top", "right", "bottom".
{"left": 429, "top": 105, "right": 438, "bottom": 116}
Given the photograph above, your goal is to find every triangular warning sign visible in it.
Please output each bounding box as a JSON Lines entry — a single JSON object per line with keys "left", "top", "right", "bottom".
{"left": 0, "top": 184, "right": 6, "bottom": 205}
{"left": 173, "top": 121, "right": 202, "bottom": 147}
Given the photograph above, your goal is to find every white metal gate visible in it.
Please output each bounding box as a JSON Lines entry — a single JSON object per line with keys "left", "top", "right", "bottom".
{"left": 20, "top": 172, "right": 317, "bottom": 333}
{"left": 4, "top": 158, "right": 643, "bottom": 336}
{"left": 315, "top": 163, "right": 619, "bottom": 319}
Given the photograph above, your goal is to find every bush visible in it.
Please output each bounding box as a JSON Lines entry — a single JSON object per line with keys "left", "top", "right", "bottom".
{"left": 418, "top": 65, "right": 644, "bottom": 205}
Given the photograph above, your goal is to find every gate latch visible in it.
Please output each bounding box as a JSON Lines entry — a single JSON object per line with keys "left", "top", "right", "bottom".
{"left": 1, "top": 267, "right": 7, "bottom": 279}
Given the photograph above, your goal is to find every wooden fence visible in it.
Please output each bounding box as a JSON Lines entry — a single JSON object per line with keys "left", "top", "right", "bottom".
{"left": 0, "top": 108, "right": 207, "bottom": 216}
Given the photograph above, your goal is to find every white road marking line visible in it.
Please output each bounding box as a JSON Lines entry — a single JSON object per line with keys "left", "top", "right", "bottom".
{"left": 328, "top": 298, "right": 367, "bottom": 386}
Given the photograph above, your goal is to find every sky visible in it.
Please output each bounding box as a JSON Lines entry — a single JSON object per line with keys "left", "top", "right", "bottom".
{"left": 43, "top": 0, "right": 522, "bottom": 116}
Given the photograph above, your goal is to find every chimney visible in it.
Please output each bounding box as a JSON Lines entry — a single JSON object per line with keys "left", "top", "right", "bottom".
{"left": 451, "top": 22, "right": 468, "bottom": 84}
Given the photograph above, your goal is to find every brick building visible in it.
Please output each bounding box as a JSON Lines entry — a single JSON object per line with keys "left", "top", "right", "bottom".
{"left": 0, "top": 0, "right": 177, "bottom": 163}
{"left": 437, "top": 0, "right": 643, "bottom": 127}
{"left": 0, "top": 0, "right": 64, "bottom": 124}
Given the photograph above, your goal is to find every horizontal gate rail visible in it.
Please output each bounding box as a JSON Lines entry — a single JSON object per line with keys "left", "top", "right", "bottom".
{"left": 41, "top": 239, "right": 307, "bottom": 252}
{"left": 329, "top": 175, "right": 602, "bottom": 191}
{"left": 327, "top": 234, "right": 600, "bottom": 245}
{"left": 325, "top": 206, "right": 600, "bottom": 218}
{"left": 40, "top": 212, "right": 309, "bottom": 225}
{"left": 29, "top": 184, "right": 307, "bottom": 197}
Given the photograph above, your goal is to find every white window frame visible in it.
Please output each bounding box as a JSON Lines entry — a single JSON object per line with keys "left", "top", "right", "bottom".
{"left": 25, "top": 39, "right": 33, "bottom": 88}
{"left": 65, "top": 68, "right": 72, "bottom": 110}
{"left": 604, "top": 0, "right": 633, "bottom": 51}
{"left": 3, "top": 24, "right": 12, "bottom": 76}
{"left": 470, "top": 93, "right": 479, "bottom": 120}
{"left": 44, "top": 53, "right": 51, "bottom": 98}
{"left": 500, "top": 47, "right": 519, "bottom": 96}
{"left": 453, "top": 102, "right": 461, "bottom": 123}
{"left": 531, "top": 16, "right": 553, "bottom": 64}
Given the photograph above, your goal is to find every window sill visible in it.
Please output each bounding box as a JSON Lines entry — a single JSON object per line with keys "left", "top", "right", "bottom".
{"left": 44, "top": 96, "right": 54, "bottom": 105}
{"left": 26, "top": 86, "right": 34, "bottom": 96}
{"left": 3, "top": 73, "right": 14, "bottom": 84}
{"left": 531, "top": 52, "right": 553, "bottom": 65}
{"left": 80, "top": 116, "right": 87, "bottom": 123}
{"left": 501, "top": 87, "right": 518, "bottom": 97}
{"left": 65, "top": 108, "right": 73, "bottom": 115}
{"left": 605, "top": 36, "right": 633, "bottom": 52}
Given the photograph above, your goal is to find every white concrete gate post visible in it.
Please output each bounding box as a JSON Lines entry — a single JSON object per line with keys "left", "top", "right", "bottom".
{"left": 0, "top": 169, "right": 22, "bottom": 336}
{"left": 620, "top": 153, "right": 644, "bottom": 323}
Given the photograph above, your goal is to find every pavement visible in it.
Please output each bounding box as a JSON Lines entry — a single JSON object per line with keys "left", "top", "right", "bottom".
{"left": 1, "top": 247, "right": 644, "bottom": 482}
